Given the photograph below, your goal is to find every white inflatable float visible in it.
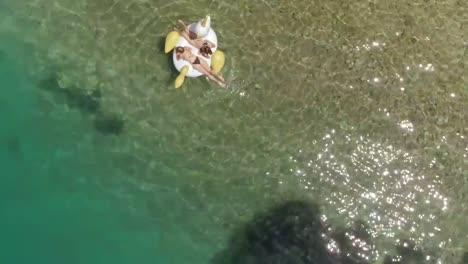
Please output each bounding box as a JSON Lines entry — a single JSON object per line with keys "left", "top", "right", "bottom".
{"left": 164, "top": 15, "right": 225, "bottom": 88}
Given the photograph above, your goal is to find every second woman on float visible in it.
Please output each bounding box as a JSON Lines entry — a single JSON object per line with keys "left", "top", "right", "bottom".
{"left": 175, "top": 46, "right": 226, "bottom": 88}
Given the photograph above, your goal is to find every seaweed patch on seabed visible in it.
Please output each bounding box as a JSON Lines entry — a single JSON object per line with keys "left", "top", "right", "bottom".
{"left": 0, "top": 50, "right": 6, "bottom": 61}
{"left": 462, "top": 252, "right": 468, "bottom": 264}
{"left": 1, "top": 136, "right": 22, "bottom": 160}
{"left": 38, "top": 74, "right": 124, "bottom": 135}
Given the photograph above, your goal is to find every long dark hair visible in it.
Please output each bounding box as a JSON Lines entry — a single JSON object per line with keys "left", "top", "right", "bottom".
{"left": 175, "top": 47, "right": 184, "bottom": 54}
{"left": 200, "top": 43, "right": 212, "bottom": 56}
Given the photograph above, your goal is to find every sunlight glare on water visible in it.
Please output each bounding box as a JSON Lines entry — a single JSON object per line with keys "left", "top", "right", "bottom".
{"left": 286, "top": 130, "right": 452, "bottom": 261}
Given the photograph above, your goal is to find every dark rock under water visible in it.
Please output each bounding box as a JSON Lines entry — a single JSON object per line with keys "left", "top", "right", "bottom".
{"left": 212, "top": 200, "right": 338, "bottom": 264}
{"left": 212, "top": 200, "right": 458, "bottom": 264}
{"left": 93, "top": 113, "right": 124, "bottom": 135}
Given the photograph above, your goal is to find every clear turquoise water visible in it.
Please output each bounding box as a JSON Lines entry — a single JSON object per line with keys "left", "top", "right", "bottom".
{"left": 0, "top": 35, "right": 164, "bottom": 264}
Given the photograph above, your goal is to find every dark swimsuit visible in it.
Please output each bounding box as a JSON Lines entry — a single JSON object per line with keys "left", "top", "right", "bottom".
{"left": 192, "top": 57, "right": 201, "bottom": 65}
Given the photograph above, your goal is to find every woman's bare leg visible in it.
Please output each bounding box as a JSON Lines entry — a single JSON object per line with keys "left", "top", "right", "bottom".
{"left": 216, "top": 72, "right": 225, "bottom": 82}
{"left": 198, "top": 59, "right": 225, "bottom": 82}
{"left": 193, "top": 64, "right": 226, "bottom": 87}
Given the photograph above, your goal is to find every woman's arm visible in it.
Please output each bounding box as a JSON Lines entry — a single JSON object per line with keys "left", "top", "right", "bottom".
{"left": 178, "top": 20, "right": 189, "bottom": 31}
{"left": 180, "top": 30, "right": 201, "bottom": 48}
{"left": 179, "top": 19, "right": 189, "bottom": 34}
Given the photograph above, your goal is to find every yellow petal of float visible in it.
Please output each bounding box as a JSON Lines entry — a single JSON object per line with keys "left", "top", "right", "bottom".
{"left": 164, "top": 31, "right": 180, "bottom": 53}
{"left": 175, "top": 66, "right": 189, "bottom": 88}
{"left": 211, "top": 49, "right": 225, "bottom": 74}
